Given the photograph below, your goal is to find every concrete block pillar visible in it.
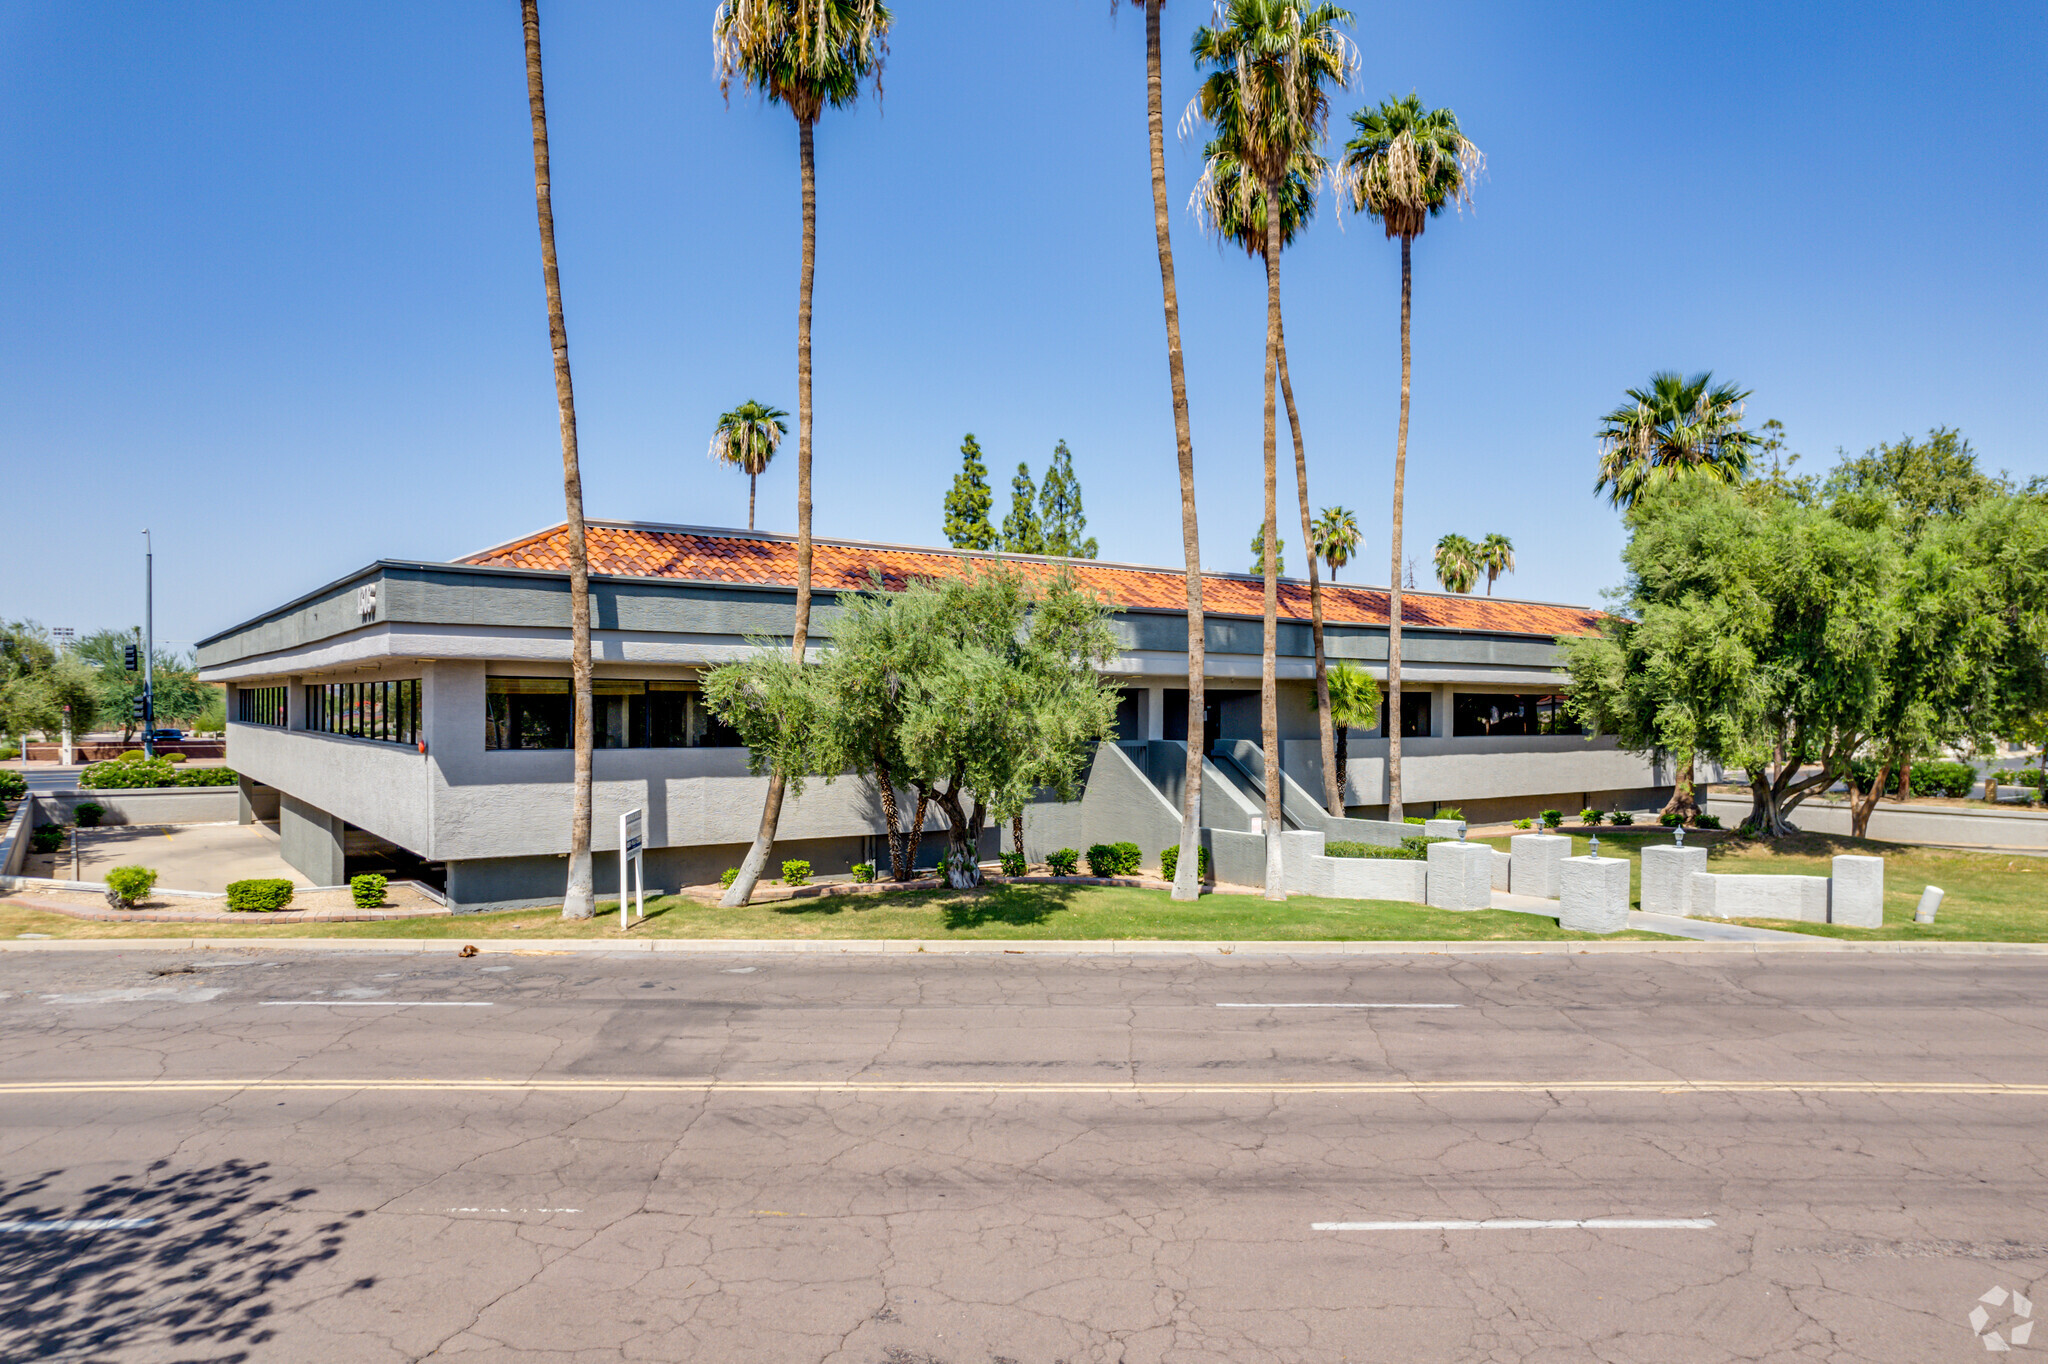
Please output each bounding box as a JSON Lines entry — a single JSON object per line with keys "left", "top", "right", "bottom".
{"left": 1829, "top": 854, "right": 1885, "bottom": 927}
{"left": 1640, "top": 844, "right": 1710, "bottom": 916}
{"left": 1559, "top": 855, "right": 1630, "bottom": 933}
{"left": 1509, "top": 833, "right": 1572, "bottom": 898}
{"left": 279, "top": 793, "right": 345, "bottom": 886}
{"left": 1426, "top": 840, "right": 1493, "bottom": 911}
{"left": 1280, "top": 829, "right": 1326, "bottom": 895}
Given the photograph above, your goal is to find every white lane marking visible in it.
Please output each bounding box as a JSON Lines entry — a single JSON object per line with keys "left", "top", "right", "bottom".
{"left": 479, "top": 966, "right": 512, "bottom": 973}
{"left": 1314, "top": 1218, "right": 1716, "bottom": 1231}
{"left": 42, "top": 988, "right": 226, "bottom": 1004}
{"left": 0, "top": 1218, "right": 158, "bottom": 1232}
{"left": 260, "top": 1001, "right": 494, "bottom": 1007}
{"left": 437, "top": 1207, "right": 582, "bottom": 1214}
{"left": 1216, "top": 1003, "right": 1461, "bottom": 1009}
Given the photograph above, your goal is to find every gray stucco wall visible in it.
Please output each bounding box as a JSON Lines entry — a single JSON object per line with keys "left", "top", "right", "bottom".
{"left": 280, "top": 794, "right": 346, "bottom": 885}
{"left": 35, "top": 788, "right": 242, "bottom": 826}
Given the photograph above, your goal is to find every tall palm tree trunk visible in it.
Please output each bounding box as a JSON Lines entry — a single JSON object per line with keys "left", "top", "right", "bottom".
{"left": 748, "top": 471, "right": 757, "bottom": 531}
{"left": 723, "top": 114, "right": 819, "bottom": 908}
{"left": 1385, "top": 234, "right": 1411, "bottom": 824}
{"left": 1144, "top": 1, "right": 1206, "bottom": 903}
{"left": 1279, "top": 321, "right": 1338, "bottom": 816}
{"left": 1258, "top": 177, "right": 1286, "bottom": 901}
{"left": 521, "top": 0, "right": 594, "bottom": 920}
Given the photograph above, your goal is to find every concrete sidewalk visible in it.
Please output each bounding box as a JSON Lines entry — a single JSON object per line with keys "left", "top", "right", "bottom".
{"left": 1489, "top": 888, "right": 1855, "bottom": 944}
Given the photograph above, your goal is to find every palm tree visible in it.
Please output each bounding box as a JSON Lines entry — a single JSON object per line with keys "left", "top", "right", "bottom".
{"left": 709, "top": 400, "right": 788, "bottom": 531}
{"left": 1322, "top": 660, "right": 1380, "bottom": 798}
{"left": 1191, "top": 0, "right": 1354, "bottom": 896}
{"left": 1433, "top": 533, "right": 1478, "bottom": 592}
{"left": 1113, "top": 1, "right": 1206, "bottom": 902}
{"left": 1312, "top": 505, "right": 1360, "bottom": 580}
{"left": 714, "top": 0, "right": 890, "bottom": 907}
{"left": 1341, "top": 92, "right": 1482, "bottom": 824}
{"left": 1595, "top": 371, "right": 1754, "bottom": 822}
{"left": 1475, "top": 532, "right": 1514, "bottom": 595}
{"left": 1193, "top": 129, "right": 1344, "bottom": 816}
{"left": 518, "top": 0, "right": 596, "bottom": 920}
{"left": 1595, "top": 371, "right": 1756, "bottom": 509}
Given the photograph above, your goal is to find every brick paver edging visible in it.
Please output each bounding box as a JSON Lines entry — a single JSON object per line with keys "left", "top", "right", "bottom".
{"left": 4, "top": 897, "right": 452, "bottom": 925}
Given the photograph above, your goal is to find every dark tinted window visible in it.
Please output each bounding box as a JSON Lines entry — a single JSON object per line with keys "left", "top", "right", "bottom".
{"left": 1452, "top": 693, "right": 1582, "bottom": 737}
{"left": 1377, "top": 691, "right": 1433, "bottom": 738}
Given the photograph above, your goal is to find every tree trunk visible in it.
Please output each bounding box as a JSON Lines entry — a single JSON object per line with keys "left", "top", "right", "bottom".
{"left": 1386, "top": 234, "right": 1412, "bottom": 824}
{"left": 1258, "top": 175, "right": 1285, "bottom": 901}
{"left": 748, "top": 471, "right": 756, "bottom": 531}
{"left": 1662, "top": 755, "right": 1698, "bottom": 823}
{"left": 1011, "top": 812, "right": 1025, "bottom": 863}
{"left": 931, "top": 782, "right": 984, "bottom": 890}
{"left": 873, "top": 758, "right": 906, "bottom": 880}
{"left": 1143, "top": 2, "right": 1206, "bottom": 904}
{"left": 906, "top": 786, "right": 928, "bottom": 879}
{"left": 1279, "top": 322, "right": 1338, "bottom": 817}
{"left": 1896, "top": 754, "right": 1914, "bottom": 803}
{"left": 725, "top": 113, "right": 820, "bottom": 908}
{"left": 1334, "top": 725, "right": 1348, "bottom": 796}
{"left": 521, "top": 0, "right": 594, "bottom": 920}
{"left": 1848, "top": 757, "right": 1890, "bottom": 839}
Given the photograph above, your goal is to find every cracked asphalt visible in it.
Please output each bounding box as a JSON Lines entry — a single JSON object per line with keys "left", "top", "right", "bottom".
{"left": 1, "top": 948, "right": 2044, "bottom": 1362}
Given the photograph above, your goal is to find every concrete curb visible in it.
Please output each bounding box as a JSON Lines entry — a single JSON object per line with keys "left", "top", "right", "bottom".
{"left": 5, "top": 936, "right": 2048, "bottom": 957}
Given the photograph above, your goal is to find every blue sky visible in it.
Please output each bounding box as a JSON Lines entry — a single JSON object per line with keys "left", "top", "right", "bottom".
{"left": 3, "top": 1, "right": 2043, "bottom": 650}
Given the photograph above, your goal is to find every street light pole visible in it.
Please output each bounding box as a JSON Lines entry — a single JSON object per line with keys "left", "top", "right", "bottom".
{"left": 142, "top": 530, "right": 155, "bottom": 759}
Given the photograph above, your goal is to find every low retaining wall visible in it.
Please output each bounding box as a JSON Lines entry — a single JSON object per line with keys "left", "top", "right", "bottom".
{"left": 1687, "top": 856, "right": 1885, "bottom": 926}
{"left": 1705, "top": 792, "right": 2047, "bottom": 851}
{"left": 35, "top": 787, "right": 242, "bottom": 826}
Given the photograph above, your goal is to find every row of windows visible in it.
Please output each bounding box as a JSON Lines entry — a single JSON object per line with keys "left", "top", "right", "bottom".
{"left": 485, "top": 678, "right": 741, "bottom": 751}
{"left": 1451, "top": 692, "right": 1584, "bottom": 737}
{"left": 308, "top": 679, "right": 422, "bottom": 746}
{"left": 236, "top": 685, "right": 287, "bottom": 728}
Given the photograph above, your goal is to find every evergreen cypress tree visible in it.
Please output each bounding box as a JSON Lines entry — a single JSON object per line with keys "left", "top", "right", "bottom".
{"left": 1003, "top": 462, "right": 1045, "bottom": 554}
{"left": 942, "top": 433, "right": 996, "bottom": 549}
{"left": 1037, "top": 439, "right": 1099, "bottom": 559}
{"left": 1249, "top": 528, "right": 1285, "bottom": 576}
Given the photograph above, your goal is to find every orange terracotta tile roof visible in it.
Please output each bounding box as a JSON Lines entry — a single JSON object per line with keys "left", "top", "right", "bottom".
{"left": 458, "top": 523, "right": 1603, "bottom": 639}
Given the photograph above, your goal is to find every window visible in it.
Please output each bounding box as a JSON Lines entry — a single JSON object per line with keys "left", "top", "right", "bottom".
{"left": 1377, "top": 691, "right": 1434, "bottom": 739}
{"left": 236, "top": 685, "right": 287, "bottom": 728}
{"left": 1452, "top": 692, "right": 1582, "bottom": 737}
{"left": 306, "top": 678, "right": 421, "bottom": 745}
{"left": 485, "top": 678, "right": 740, "bottom": 751}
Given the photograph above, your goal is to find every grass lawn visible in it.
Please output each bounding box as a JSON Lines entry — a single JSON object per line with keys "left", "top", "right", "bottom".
{"left": 1476, "top": 829, "right": 2048, "bottom": 942}
{"left": 0, "top": 884, "right": 1680, "bottom": 944}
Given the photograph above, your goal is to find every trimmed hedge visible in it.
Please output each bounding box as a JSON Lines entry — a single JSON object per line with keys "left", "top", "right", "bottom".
{"left": 779, "top": 859, "right": 812, "bottom": 886}
{"left": 349, "top": 873, "right": 388, "bottom": 908}
{"left": 852, "top": 862, "right": 877, "bottom": 883}
{"left": 1324, "top": 835, "right": 1452, "bottom": 862}
{"left": 104, "top": 865, "right": 157, "bottom": 907}
{"left": 79, "top": 756, "right": 239, "bottom": 790}
{"left": 1045, "top": 848, "right": 1080, "bottom": 876}
{"left": 1158, "top": 844, "right": 1211, "bottom": 883}
{"left": 74, "top": 802, "right": 106, "bottom": 828}
{"left": 226, "top": 878, "right": 295, "bottom": 912}
{"left": 1609, "top": 810, "right": 1636, "bottom": 826}
{"left": 1085, "top": 842, "right": 1143, "bottom": 877}
{"left": 1843, "top": 758, "right": 1977, "bottom": 799}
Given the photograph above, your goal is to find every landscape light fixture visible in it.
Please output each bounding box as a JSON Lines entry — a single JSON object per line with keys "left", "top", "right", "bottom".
{"left": 1675, "top": 825, "right": 1685, "bottom": 848}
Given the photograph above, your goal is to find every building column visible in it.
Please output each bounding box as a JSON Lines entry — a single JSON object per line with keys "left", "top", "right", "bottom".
{"left": 279, "top": 793, "right": 346, "bottom": 886}
{"left": 1145, "top": 685, "right": 1166, "bottom": 741}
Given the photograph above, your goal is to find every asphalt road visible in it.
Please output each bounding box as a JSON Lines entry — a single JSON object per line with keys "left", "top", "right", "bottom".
{"left": 2, "top": 948, "right": 2044, "bottom": 1363}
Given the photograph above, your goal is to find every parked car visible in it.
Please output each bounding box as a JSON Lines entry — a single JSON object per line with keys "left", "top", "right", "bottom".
{"left": 145, "top": 729, "right": 185, "bottom": 742}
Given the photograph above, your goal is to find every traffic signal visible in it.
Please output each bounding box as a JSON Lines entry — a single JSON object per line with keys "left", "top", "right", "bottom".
{"left": 123, "top": 644, "right": 138, "bottom": 671}
{"left": 131, "top": 696, "right": 146, "bottom": 720}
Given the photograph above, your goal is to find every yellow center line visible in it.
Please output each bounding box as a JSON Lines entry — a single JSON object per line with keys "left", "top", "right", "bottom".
{"left": 0, "top": 1079, "right": 2043, "bottom": 1097}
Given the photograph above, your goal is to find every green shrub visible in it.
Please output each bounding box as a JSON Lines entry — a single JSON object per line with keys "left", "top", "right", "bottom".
{"left": 780, "top": 859, "right": 812, "bottom": 886}
{"left": 1659, "top": 811, "right": 1685, "bottom": 827}
{"left": 1580, "top": 807, "right": 1603, "bottom": 825}
{"left": 349, "top": 873, "right": 388, "bottom": 908}
{"left": 173, "top": 766, "right": 237, "bottom": 787}
{"left": 164, "top": 751, "right": 188, "bottom": 763}
{"left": 851, "top": 861, "right": 876, "bottom": 883}
{"left": 30, "top": 822, "right": 66, "bottom": 854}
{"left": 1693, "top": 813, "right": 1722, "bottom": 830}
{"left": 1510, "top": 817, "right": 1533, "bottom": 829}
{"left": 1046, "top": 847, "right": 1080, "bottom": 876}
{"left": 0, "top": 770, "right": 25, "bottom": 801}
{"left": 719, "top": 867, "right": 740, "bottom": 889}
{"left": 1326, "top": 839, "right": 1424, "bottom": 861}
{"left": 1609, "top": 810, "right": 1635, "bottom": 826}
{"left": 104, "top": 865, "right": 157, "bottom": 906}
{"left": 998, "top": 851, "right": 1027, "bottom": 876}
{"left": 1540, "top": 809, "right": 1564, "bottom": 828}
{"left": 226, "top": 878, "right": 295, "bottom": 912}
{"left": 74, "top": 802, "right": 107, "bottom": 828}
{"left": 81, "top": 754, "right": 175, "bottom": 789}
{"left": 1159, "top": 844, "right": 1211, "bottom": 882}
{"left": 1403, "top": 816, "right": 1425, "bottom": 825}
{"left": 1085, "top": 842, "right": 1142, "bottom": 877}
{"left": 2005, "top": 770, "right": 2046, "bottom": 791}
{"left": 1401, "top": 834, "right": 1454, "bottom": 856}
{"left": 1436, "top": 807, "right": 1463, "bottom": 821}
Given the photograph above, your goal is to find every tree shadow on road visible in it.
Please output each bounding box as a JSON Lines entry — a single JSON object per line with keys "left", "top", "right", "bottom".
{"left": 0, "top": 1158, "right": 372, "bottom": 1363}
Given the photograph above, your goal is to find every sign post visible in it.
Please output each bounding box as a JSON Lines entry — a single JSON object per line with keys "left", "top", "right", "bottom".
{"left": 618, "top": 808, "right": 645, "bottom": 931}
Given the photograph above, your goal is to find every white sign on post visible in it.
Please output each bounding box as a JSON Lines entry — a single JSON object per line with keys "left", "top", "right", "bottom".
{"left": 619, "top": 808, "right": 645, "bottom": 930}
